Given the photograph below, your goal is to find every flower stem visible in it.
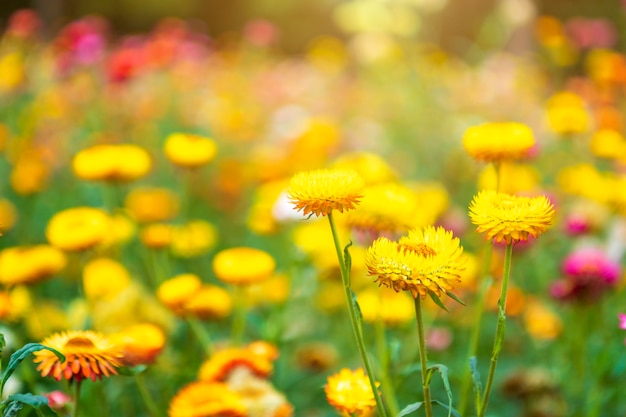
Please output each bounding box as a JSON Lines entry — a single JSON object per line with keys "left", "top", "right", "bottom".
{"left": 327, "top": 212, "right": 388, "bottom": 417}
{"left": 231, "top": 286, "right": 247, "bottom": 347}
{"left": 478, "top": 242, "right": 513, "bottom": 417}
{"left": 414, "top": 296, "right": 433, "bottom": 417}
{"left": 375, "top": 314, "right": 400, "bottom": 417}
{"left": 72, "top": 381, "right": 82, "bottom": 417}
{"left": 187, "top": 316, "right": 214, "bottom": 356}
{"left": 135, "top": 373, "right": 163, "bottom": 417}
{"left": 458, "top": 244, "right": 493, "bottom": 416}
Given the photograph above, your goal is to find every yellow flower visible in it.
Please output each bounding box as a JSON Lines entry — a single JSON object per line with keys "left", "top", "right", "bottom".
{"left": 72, "top": 144, "right": 152, "bottom": 182}
{"left": 365, "top": 226, "right": 467, "bottom": 299}
{"left": 462, "top": 122, "right": 535, "bottom": 162}
{"left": 325, "top": 368, "right": 379, "bottom": 417}
{"left": 183, "top": 284, "right": 233, "bottom": 320}
{"left": 83, "top": 258, "right": 131, "bottom": 301}
{"left": 287, "top": 169, "right": 365, "bottom": 217}
{"left": 545, "top": 91, "right": 590, "bottom": 135}
{"left": 0, "top": 52, "right": 25, "bottom": 92}
{"left": 164, "top": 133, "right": 218, "bottom": 168}
{"left": 213, "top": 247, "right": 276, "bottom": 286}
{"left": 478, "top": 162, "right": 541, "bottom": 194}
{"left": 356, "top": 288, "right": 414, "bottom": 326}
{"left": 140, "top": 223, "right": 174, "bottom": 248}
{"left": 199, "top": 346, "right": 273, "bottom": 382}
{"left": 0, "top": 245, "right": 66, "bottom": 286}
{"left": 46, "top": 207, "right": 111, "bottom": 252}
{"left": 590, "top": 129, "right": 626, "bottom": 159}
{"left": 33, "top": 330, "right": 123, "bottom": 382}
{"left": 243, "top": 274, "right": 290, "bottom": 307}
{"left": 170, "top": 220, "right": 218, "bottom": 258}
{"left": 10, "top": 150, "right": 50, "bottom": 195}
{"left": 157, "top": 274, "right": 203, "bottom": 315}
{"left": 468, "top": 190, "right": 556, "bottom": 244}
{"left": 125, "top": 187, "right": 179, "bottom": 223}
{"left": 330, "top": 152, "right": 397, "bottom": 185}
{"left": 0, "top": 198, "right": 18, "bottom": 232}
{"left": 109, "top": 323, "right": 166, "bottom": 366}
{"left": 523, "top": 298, "right": 562, "bottom": 340}
{"left": 169, "top": 381, "right": 247, "bottom": 417}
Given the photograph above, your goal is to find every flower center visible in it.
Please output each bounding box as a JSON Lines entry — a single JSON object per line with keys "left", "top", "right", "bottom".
{"left": 65, "top": 336, "right": 97, "bottom": 349}
{"left": 398, "top": 242, "right": 437, "bottom": 257}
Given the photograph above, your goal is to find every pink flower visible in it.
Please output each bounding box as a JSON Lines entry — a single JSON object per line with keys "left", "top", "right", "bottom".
{"left": 619, "top": 313, "right": 626, "bottom": 330}
{"left": 43, "top": 391, "right": 72, "bottom": 410}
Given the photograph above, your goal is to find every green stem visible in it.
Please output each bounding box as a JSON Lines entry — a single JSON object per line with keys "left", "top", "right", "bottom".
{"left": 375, "top": 314, "right": 400, "bottom": 417}
{"left": 458, "top": 244, "right": 493, "bottom": 416}
{"left": 231, "top": 286, "right": 247, "bottom": 347}
{"left": 135, "top": 373, "right": 163, "bottom": 417}
{"left": 187, "top": 316, "right": 214, "bottom": 356}
{"left": 72, "top": 380, "right": 82, "bottom": 417}
{"left": 327, "top": 212, "right": 388, "bottom": 417}
{"left": 414, "top": 296, "right": 433, "bottom": 417}
{"left": 478, "top": 242, "right": 513, "bottom": 417}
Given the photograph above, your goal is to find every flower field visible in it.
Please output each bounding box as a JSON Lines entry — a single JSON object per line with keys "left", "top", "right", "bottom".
{"left": 1, "top": 4, "right": 626, "bottom": 417}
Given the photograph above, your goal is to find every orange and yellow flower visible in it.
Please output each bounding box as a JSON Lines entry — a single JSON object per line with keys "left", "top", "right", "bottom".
{"left": 33, "top": 330, "right": 122, "bottom": 382}
{"left": 169, "top": 381, "right": 247, "bottom": 417}
{"left": 287, "top": 169, "right": 365, "bottom": 217}
{"left": 0, "top": 245, "right": 66, "bottom": 286}
{"left": 468, "top": 190, "right": 556, "bottom": 244}
{"left": 325, "top": 368, "right": 379, "bottom": 417}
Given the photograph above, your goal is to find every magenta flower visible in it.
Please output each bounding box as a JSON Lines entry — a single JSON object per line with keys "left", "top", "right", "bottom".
{"left": 619, "top": 313, "right": 626, "bottom": 330}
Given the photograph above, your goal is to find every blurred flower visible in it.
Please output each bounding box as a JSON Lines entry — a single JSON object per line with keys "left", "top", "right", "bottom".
{"left": 325, "top": 368, "right": 379, "bottom": 417}
{"left": 243, "top": 19, "right": 279, "bottom": 47}
{"left": 425, "top": 326, "right": 453, "bottom": 351}
{"left": 590, "top": 129, "right": 626, "bottom": 159}
{"left": 287, "top": 169, "right": 365, "bottom": 217}
{"left": 10, "top": 149, "right": 50, "bottom": 195}
{"left": 170, "top": 220, "right": 218, "bottom": 258}
{"left": 469, "top": 190, "right": 555, "bottom": 244}
{"left": 82, "top": 257, "right": 131, "bottom": 301}
{"left": 550, "top": 246, "right": 620, "bottom": 302}
{"left": 213, "top": 247, "right": 276, "bottom": 286}
{"left": 164, "top": 133, "right": 218, "bottom": 168}
{"left": 184, "top": 284, "right": 233, "bottom": 320}
{"left": 0, "top": 245, "right": 66, "bottom": 286}
{"left": 294, "top": 342, "right": 339, "bottom": 372}
{"left": 557, "top": 163, "right": 612, "bottom": 205}
{"left": 169, "top": 381, "right": 247, "bottom": 417}
{"left": 619, "top": 313, "right": 626, "bottom": 330}
{"left": 545, "top": 91, "right": 590, "bottom": 135}
{"left": 0, "top": 199, "right": 17, "bottom": 233}
{"left": 0, "top": 291, "right": 11, "bottom": 321}
{"left": 72, "top": 144, "right": 152, "bottom": 182}
{"left": 140, "top": 223, "right": 174, "bottom": 248}
{"left": 125, "top": 187, "right": 179, "bottom": 223}
{"left": 157, "top": 273, "right": 202, "bottom": 315}
{"left": 463, "top": 122, "right": 536, "bottom": 162}
{"left": 0, "top": 52, "right": 25, "bottom": 92}
{"left": 487, "top": 283, "right": 526, "bottom": 316}
{"left": 33, "top": 330, "right": 122, "bottom": 382}
{"left": 594, "top": 105, "right": 623, "bottom": 131}
{"left": 330, "top": 152, "right": 397, "bottom": 185}
{"left": 226, "top": 366, "right": 294, "bottom": 417}
{"left": 478, "top": 162, "right": 540, "bottom": 194}
{"left": 42, "top": 390, "right": 72, "bottom": 411}
{"left": 109, "top": 323, "right": 166, "bottom": 366}
{"left": 365, "top": 226, "right": 467, "bottom": 299}
{"left": 243, "top": 274, "right": 290, "bottom": 307}
{"left": 199, "top": 346, "right": 273, "bottom": 382}
{"left": 6, "top": 9, "right": 41, "bottom": 39}
{"left": 46, "top": 207, "right": 111, "bottom": 251}
{"left": 523, "top": 298, "right": 562, "bottom": 340}
{"left": 356, "top": 288, "right": 414, "bottom": 326}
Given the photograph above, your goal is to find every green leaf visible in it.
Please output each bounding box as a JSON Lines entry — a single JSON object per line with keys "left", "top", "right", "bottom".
{"left": 432, "top": 400, "right": 462, "bottom": 417}
{"left": 1, "top": 399, "right": 22, "bottom": 417}
{"left": 0, "top": 334, "right": 5, "bottom": 355}
{"left": 445, "top": 291, "right": 466, "bottom": 306}
{"left": 343, "top": 241, "right": 353, "bottom": 282}
{"left": 396, "top": 401, "right": 423, "bottom": 416}
{"left": 1, "top": 344, "right": 65, "bottom": 397}
{"left": 5, "top": 394, "right": 58, "bottom": 417}
{"left": 351, "top": 289, "right": 363, "bottom": 324}
{"left": 428, "top": 364, "right": 454, "bottom": 417}
{"left": 428, "top": 292, "right": 448, "bottom": 312}
{"left": 470, "top": 356, "right": 483, "bottom": 413}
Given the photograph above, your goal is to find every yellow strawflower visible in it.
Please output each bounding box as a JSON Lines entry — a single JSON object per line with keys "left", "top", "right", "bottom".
{"left": 468, "top": 190, "right": 555, "bottom": 244}
{"left": 287, "top": 169, "right": 364, "bottom": 217}
{"left": 324, "top": 368, "right": 379, "bottom": 417}
{"left": 462, "top": 122, "right": 535, "bottom": 162}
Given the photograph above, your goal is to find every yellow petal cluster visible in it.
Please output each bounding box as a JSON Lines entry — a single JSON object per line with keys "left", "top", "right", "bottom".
{"left": 462, "top": 122, "right": 535, "bottom": 162}
{"left": 365, "top": 226, "right": 467, "bottom": 299}
{"left": 324, "top": 368, "right": 379, "bottom": 417}
{"left": 469, "top": 190, "right": 555, "bottom": 244}
{"left": 169, "top": 381, "right": 247, "bottom": 417}
{"left": 287, "top": 169, "right": 365, "bottom": 217}
{"left": 164, "top": 133, "right": 218, "bottom": 168}
{"left": 72, "top": 144, "right": 152, "bottom": 182}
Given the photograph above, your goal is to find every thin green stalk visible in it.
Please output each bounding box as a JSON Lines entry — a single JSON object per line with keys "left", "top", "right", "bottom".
{"left": 414, "top": 296, "right": 433, "bottom": 417}
{"left": 231, "top": 286, "right": 247, "bottom": 347}
{"left": 458, "top": 244, "right": 493, "bottom": 416}
{"left": 135, "top": 373, "right": 163, "bottom": 417}
{"left": 375, "top": 314, "right": 400, "bottom": 417}
{"left": 478, "top": 242, "right": 513, "bottom": 417}
{"left": 72, "top": 380, "right": 82, "bottom": 417}
{"left": 187, "top": 317, "right": 214, "bottom": 356}
{"left": 327, "top": 212, "right": 388, "bottom": 417}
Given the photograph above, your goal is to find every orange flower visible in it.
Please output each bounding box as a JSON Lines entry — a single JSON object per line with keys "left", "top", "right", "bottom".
{"left": 169, "top": 381, "right": 247, "bottom": 417}
{"left": 109, "top": 323, "right": 166, "bottom": 366}
{"left": 198, "top": 346, "right": 273, "bottom": 382}
{"left": 33, "top": 330, "right": 122, "bottom": 382}
{"left": 125, "top": 187, "right": 179, "bottom": 223}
